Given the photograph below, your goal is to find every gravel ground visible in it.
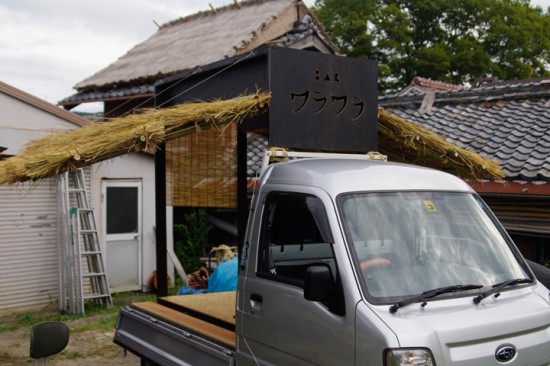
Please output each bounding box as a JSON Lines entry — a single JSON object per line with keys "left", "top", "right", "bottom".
{"left": 0, "top": 314, "right": 141, "bottom": 365}
{"left": 0, "top": 293, "right": 155, "bottom": 365}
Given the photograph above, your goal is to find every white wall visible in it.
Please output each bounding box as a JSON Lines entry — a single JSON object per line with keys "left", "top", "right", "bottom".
{"left": 89, "top": 153, "right": 173, "bottom": 292}
{"left": 0, "top": 92, "right": 76, "bottom": 155}
{"left": 0, "top": 86, "right": 168, "bottom": 313}
{"left": 0, "top": 90, "right": 84, "bottom": 314}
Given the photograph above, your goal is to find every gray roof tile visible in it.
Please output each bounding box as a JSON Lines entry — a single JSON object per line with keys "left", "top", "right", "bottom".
{"left": 380, "top": 78, "right": 550, "bottom": 180}
{"left": 247, "top": 132, "right": 267, "bottom": 177}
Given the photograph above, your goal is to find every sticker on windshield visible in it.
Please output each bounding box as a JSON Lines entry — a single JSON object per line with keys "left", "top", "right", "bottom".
{"left": 424, "top": 200, "right": 437, "bottom": 212}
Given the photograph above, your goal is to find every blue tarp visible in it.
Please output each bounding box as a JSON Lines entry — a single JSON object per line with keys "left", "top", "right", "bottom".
{"left": 207, "top": 257, "right": 238, "bottom": 292}
{"left": 178, "top": 257, "right": 238, "bottom": 295}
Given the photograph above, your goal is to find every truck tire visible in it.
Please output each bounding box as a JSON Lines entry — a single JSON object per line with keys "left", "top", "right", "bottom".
{"left": 141, "top": 357, "right": 161, "bottom": 366}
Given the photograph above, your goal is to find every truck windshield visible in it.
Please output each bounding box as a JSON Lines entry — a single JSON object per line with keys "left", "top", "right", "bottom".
{"left": 338, "top": 191, "right": 531, "bottom": 304}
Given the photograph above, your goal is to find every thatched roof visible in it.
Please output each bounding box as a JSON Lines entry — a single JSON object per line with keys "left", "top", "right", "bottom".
{"left": 72, "top": 0, "right": 336, "bottom": 92}
{"left": 0, "top": 92, "right": 503, "bottom": 185}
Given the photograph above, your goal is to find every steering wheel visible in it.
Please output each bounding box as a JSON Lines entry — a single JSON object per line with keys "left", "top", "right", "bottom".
{"left": 360, "top": 258, "right": 391, "bottom": 271}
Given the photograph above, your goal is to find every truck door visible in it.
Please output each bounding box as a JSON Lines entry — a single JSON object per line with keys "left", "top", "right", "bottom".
{"left": 238, "top": 192, "right": 355, "bottom": 365}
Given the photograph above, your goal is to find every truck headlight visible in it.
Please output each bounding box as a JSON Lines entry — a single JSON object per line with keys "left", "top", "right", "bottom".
{"left": 384, "top": 348, "right": 435, "bottom": 366}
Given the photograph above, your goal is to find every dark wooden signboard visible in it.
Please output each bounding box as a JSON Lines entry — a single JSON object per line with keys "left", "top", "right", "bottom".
{"left": 269, "top": 47, "right": 378, "bottom": 153}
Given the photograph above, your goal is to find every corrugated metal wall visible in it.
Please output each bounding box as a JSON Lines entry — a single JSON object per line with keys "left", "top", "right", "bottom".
{"left": 482, "top": 196, "right": 550, "bottom": 236}
{"left": 0, "top": 167, "right": 92, "bottom": 314}
{"left": 0, "top": 178, "right": 60, "bottom": 313}
{"left": 482, "top": 195, "right": 550, "bottom": 263}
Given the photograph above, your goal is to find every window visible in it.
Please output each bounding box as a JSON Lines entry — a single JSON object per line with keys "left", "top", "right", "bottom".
{"left": 257, "top": 193, "right": 335, "bottom": 288}
{"left": 339, "top": 191, "right": 530, "bottom": 304}
{"left": 106, "top": 186, "right": 138, "bottom": 234}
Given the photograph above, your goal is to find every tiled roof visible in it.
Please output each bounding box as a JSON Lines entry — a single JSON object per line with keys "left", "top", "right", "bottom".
{"left": 247, "top": 132, "right": 268, "bottom": 177}
{"left": 61, "top": 84, "right": 155, "bottom": 107}
{"left": 397, "top": 76, "right": 463, "bottom": 96}
{"left": 380, "top": 78, "right": 550, "bottom": 181}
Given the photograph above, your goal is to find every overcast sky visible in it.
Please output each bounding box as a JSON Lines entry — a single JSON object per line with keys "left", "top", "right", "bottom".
{"left": 0, "top": 0, "right": 546, "bottom": 112}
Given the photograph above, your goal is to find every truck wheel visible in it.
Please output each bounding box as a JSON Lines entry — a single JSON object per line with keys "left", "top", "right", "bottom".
{"left": 141, "top": 358, "right": 160, "bottom": 366}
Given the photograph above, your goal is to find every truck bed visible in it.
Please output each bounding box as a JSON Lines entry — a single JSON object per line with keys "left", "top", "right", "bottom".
{"left": 160, "top": 291, "right": 236, "bottom": 328}
{"left": 114, "top": 291, "right": 236, "bottom": 366}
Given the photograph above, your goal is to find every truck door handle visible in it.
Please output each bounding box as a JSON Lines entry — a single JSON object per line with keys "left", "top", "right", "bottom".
{"left": 250, "top": 293, "right": 263, "bottom": 303}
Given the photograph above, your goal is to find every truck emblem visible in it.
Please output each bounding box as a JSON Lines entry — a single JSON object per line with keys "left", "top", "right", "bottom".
{"left": 240, "top": 241, "right": 249, "bottom": 267}
{"left": 495, "top": 344, "right": 516, "bottom": 362}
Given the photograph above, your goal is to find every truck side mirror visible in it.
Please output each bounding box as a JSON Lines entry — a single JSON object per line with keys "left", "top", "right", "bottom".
{"left": 304, "top": 265, "right": 332, "bottom": 302}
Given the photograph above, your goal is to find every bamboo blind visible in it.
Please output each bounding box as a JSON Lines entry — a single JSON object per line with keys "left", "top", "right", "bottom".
{"left": 166, "top": 124, "right": 237, "bottom": 207}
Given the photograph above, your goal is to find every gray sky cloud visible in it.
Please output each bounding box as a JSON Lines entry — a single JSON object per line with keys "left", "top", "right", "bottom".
{"left": 0, "top": 0, "right": 253, "bottom": 109}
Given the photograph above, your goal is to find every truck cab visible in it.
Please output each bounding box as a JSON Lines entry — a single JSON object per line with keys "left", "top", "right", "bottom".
{"left": 237, "top": 157, "right": 550, "bottom": 365}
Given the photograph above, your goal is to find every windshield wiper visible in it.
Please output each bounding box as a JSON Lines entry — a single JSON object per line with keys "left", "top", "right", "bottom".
{"left": 473, "top": 278, "right": 534, "bottom": 305}
{"left": 389, "top": 284, "right": 483, "bottom": 314}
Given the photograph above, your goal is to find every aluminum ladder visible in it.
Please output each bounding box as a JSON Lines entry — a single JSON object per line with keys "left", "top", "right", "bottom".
{"left": 58, "top": 169, "right": 112, "bottom": 314}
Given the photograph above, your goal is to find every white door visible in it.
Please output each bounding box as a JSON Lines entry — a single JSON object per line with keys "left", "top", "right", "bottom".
{"left": 102, "top": 180, "right": 142, "bottom": 292}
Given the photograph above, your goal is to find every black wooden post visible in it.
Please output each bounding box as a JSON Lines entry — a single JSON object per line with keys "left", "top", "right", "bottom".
{"left": 155, "top": 143, "right": 168, "bottom": 297}
{"left": 237, "top": 128, "right": 248, "bottom": 245}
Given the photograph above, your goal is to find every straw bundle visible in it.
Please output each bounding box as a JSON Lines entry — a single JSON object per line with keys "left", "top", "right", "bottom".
{"left": 0, "top": 91, "right": 503, "bottom": 185}
{"left": 377, "top": 108, "right": 504, "bottom": 180}
{"left": 0, "top": 92, "right": 270, "bottom": 184}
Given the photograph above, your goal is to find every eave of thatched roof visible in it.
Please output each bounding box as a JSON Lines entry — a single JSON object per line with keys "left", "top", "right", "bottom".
{"left": 0, "top": 92, "right": 503, "bottom": 185}
{"left": 72, "top": 0, "right": 336, "bottom": 93}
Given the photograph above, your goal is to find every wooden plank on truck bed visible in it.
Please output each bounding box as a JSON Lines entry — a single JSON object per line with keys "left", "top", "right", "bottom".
{"left": 132, "top": 301, "right": 236, "bottom": 348}
{"left": 161, "top": 291, "right": 236, "bottom": 326}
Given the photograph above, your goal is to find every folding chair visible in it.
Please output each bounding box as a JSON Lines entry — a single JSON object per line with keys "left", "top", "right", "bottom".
{"left": 30, "top": 321, "right": 70, "bottom": 366}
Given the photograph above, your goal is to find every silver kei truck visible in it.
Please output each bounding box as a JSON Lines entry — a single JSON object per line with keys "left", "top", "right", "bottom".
{"left": 114, "top": 152, "right": 550, "bottom": 366}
